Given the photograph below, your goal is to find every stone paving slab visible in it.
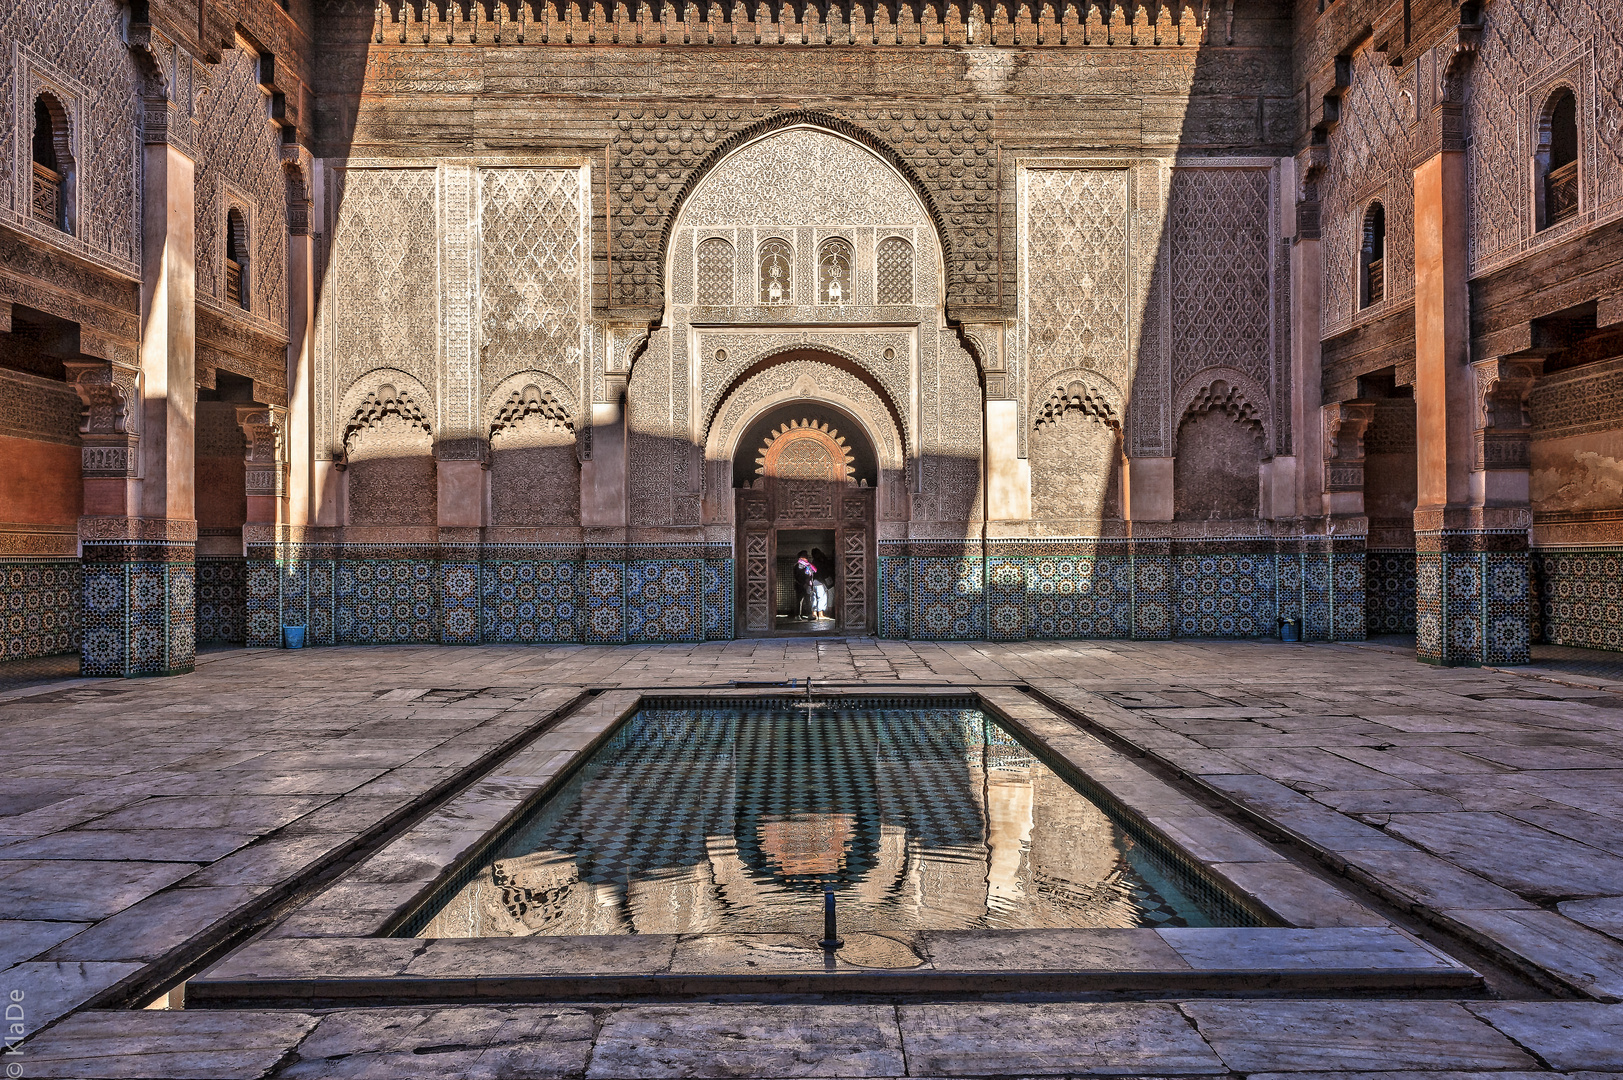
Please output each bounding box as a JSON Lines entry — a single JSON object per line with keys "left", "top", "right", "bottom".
{"left": 14, "top": 1009, "right": 321, "bottom": 1079}
{"left": 1180, "top": 1000, "right": 1540, "bottom": 1072}
{"left": 896, "top": 1001, "right": 1225, "bottom": 1076}
{"left": 587, "top": 1004, "right": 905, "bottom": 1078}
{"left": 1466, "top": 1003, "right": 1623, "bottom": 1070}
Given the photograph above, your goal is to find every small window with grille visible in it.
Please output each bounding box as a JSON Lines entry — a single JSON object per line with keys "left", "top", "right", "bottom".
{"left": 697, "top": 237, "right": 734, "bottom": 305}
{"left": 31, "top": 95, "right": 73, "bottom": 235}
{"left": 1538, "top": 89, "right": 1579, "bottom": 230}
{"left": 876, "top": 236, "right": 913, "bottom": 304}
{"left": 759, "top": 238, "right": 792, "bottom": 304}
{"left": 226, "top": 209, "right": 250, "bottom": 311}
{"left": 1358, "top": 202, "right": 1385, "bottom": 310}
{"left": 818, "top": 238, "right": 852, "bottom": 304}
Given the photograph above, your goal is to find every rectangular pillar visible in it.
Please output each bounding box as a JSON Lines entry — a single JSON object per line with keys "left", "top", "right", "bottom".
{"left": 1412, "top": 94, "right": 1530, "bottom": 666}
{"left": 81, "top": 94, "right": 199, "bottom": 676}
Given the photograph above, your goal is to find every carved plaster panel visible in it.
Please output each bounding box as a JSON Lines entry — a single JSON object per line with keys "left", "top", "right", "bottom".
{"left": 478, "top": 165, "right": 589, "bottom": 420}
{"left": 2, "top": 14, "right": 141, "bottom": 278}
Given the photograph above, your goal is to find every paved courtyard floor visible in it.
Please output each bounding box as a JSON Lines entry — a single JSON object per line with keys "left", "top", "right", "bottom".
{"left": 4, "top": 637, "right": 1623, "bottom": 1077}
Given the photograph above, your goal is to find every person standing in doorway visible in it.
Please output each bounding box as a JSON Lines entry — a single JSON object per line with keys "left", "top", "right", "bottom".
{"left": 810, "top": 547, "right": 833, "bottom": 621}
{"left": 794, "top": 550, "right": 815, "bottom": 620}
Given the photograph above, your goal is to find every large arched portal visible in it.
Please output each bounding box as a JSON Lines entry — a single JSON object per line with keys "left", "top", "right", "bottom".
{"left": 732, "top": 398, "right": 879, "bottom": 635}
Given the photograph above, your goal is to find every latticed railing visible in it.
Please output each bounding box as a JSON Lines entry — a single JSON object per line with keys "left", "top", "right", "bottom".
{"left": 1365, "top": 257, "right": 1383, "bottom": 306}
{"left": 1546, "top": 160, "right": 1579, "bottom": 227}
{"left": 371, "top": 0, "right": 1213, "bottom": 47}
{"left": 31, "top": 162, "right": 62, "bottom": 230}
{"left": 225, "top": 259, "right": 246, "bottom": 309}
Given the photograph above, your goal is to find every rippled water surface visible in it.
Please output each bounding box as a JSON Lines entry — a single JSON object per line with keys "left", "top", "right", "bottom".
{"left": 410, "top": 699, "right": 1256, "bottom": 937}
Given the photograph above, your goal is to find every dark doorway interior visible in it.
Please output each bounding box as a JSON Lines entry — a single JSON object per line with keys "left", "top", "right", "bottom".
{"left": 775, "top": 528, "right": 837, "bottom": 634}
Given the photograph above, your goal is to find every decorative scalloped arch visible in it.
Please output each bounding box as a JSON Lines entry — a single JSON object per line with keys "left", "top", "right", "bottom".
{"left": 1171, "top": 370, "right": 1271, "bottom": 454}
{"left": 1030, "top": 368, "right": 1125, "bottom": 431}
{"left": 336, "top": 368, "right": 436, "bottom": 455}
{"left": 702, "top": 344, "right": 911, "bottom": 452}
{"left": 481, "top": 369, "right": 579, "bottom": 436}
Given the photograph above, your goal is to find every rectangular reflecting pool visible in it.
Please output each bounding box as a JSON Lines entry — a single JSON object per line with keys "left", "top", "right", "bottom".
{"left": 401, "top": 697, "right": 1261, "bottom": 938}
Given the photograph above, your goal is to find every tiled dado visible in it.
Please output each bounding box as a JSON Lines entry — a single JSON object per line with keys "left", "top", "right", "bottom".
{"left": 1366, "top": 551, "right": 1418, "bottom": 636}
{"left": 243, "top": 544, "right": 734, "bottom": 648}
{"left": 196, "top": 557, "right": 247, "bottom": 644}
{"left": 1415, "top": 531, "right": 1531, "bottom": 667}
{"left": 80, "top": 542, "right": 195, "bottom": 677}
{"left": 877, "top": 539, "right": 1366, "bottom": 643}
{"left": 1, "top": 559, "right": 80, "bottom": 660}
{"left": 1533, "top": 547, "right": 1623, "bottom": 653}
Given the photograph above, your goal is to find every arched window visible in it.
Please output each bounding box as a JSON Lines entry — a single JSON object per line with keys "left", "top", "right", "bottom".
{"left": 876, "top": 236, "right": 913, "bottom": 304}
{"left": 1538, "top": 88, "right": 1579, "bottom": 230}
{"left": 759, "top": 238, "right": 792, "bottom": 304}
{"left": 696, "top": 236, "right": 734, "bottom": 305}
{"left": 817, "top": 238, "right": 853, "bottom": 304}
{"left": 30, "top": 95, "right": 74, "bottom": 234}
{"left": 225, "top": 209, "right": 250, "bottom": 311}
{"left": 1359, "top": 202, "right": 1385, "bottom": 309}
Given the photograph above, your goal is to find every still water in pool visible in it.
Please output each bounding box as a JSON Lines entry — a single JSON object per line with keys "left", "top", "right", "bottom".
{"left": 411, "top": 700, "right": 1255, "bottom": 937}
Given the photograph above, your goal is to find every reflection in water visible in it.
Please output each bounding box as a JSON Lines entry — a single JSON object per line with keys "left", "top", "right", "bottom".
{"left": 416, "top": 704, "right": 1245, "bottom": 938}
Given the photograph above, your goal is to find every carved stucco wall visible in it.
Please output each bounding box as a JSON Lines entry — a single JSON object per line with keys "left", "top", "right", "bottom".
{"left": 1466, "top": 0, "right": 1623, "bottom": 275}
{"left": 0, "top": 0, "right": 141, "bottom": 274}
{"left": 1019, "top": 157, "right": 1283, "bottom": 508}
{"left": 195, "top": 46, "right": 288, "bottom": 330}
{"left": 638, "top": 124, "right": 976, "bottom": 531}
{"left": 1321, "top": 39, "right": 1416, "bottom": 337}
{"left": 317, "top": 161, "right": 591, "bottom": 464}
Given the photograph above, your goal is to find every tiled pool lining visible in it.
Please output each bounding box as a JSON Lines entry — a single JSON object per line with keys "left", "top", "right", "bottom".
{"left": 389, "top": 693, "right": 1265, "bottom": 938}
{"left": 187, "top": 686, "right": 1482, "bottom": 1005}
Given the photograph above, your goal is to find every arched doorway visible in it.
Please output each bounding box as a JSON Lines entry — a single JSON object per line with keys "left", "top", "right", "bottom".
{"left": 735, "top": 408, "right": 877, "bottom": 636}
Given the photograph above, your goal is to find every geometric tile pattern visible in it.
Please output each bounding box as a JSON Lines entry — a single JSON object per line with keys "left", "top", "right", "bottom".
{"left": 910, "top": 556, "right": 986, "bottom": 641}
{"left": 625, "top": 559, "right": 702, "bottom": 644}
{"left": 702, "top": 559, "right": 735, "bottom": 641}
{"left": 583, "top": 560, "right": 627, "bottom": 645}
{"left": 482, "top": 560, "right": 580, "bottom": 644}
{"left": 1366, "top": 551, "right": 1418, "bottom": 635}
{"left": 1534, "top": 549, "right": 1623, "bottom": 653}
{"left": 1417, "top": 548, "right": 1531, "bottom": 666}
{"left": 336, "top": 560, "right": 438, "bottom": 645}
{"left": 879, "top": 555, "right": 910, "bottom": 639}
{"left": 196, "top": 557, "right": 246, "bottom": 644}
{"left": 1173, "top": 553, "right": 1274, "bottom": 638}
{"left": 79, "top": 545, "right": 195, "bottom": 677}
{"left": 440, "top": 561, "right": 481, "bottom": 645}
{"left": 1, "top": 559, "right": 80, "bottom": 660}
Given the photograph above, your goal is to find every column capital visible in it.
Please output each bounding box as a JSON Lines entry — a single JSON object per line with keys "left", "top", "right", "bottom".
{"left": 236, "top": 404, "right": 288, "bottom": 499}
{"left": 1471, "top": 356, "right": 1544, "bottom": 471}
{"left": 65, "top": 358, "right": 140, "bottom": 480}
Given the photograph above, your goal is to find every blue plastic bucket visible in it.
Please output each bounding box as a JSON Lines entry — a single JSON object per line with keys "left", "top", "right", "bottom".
{"left": 1280, "top": 619, "right": 1300, "bottom": 643}
{"left": 283, "top": 625, "right": 307, "bottom": 649}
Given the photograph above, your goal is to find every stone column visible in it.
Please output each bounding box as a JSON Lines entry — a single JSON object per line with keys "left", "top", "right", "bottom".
{"left": 1411, "top": 20, "right": 1529, "bottom": 665}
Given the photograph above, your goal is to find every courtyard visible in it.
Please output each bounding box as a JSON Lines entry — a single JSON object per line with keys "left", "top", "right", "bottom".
{"left": 2, "top": 636, "right": 1622, "bottom": 1077}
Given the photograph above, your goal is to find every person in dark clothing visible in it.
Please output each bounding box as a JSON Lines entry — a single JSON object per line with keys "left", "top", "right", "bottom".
{"left": 793, "top": 550, "right": 815, "bottom": 620}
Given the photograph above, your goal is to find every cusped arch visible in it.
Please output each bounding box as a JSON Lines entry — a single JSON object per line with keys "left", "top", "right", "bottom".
{"left": 658, "top": 111, "right": 954, "bottom": 285}
{"left": 703, "top": 345, "right": 911, "bottom": 455}
{"left": 336, "top": 368, "right": 435, "bottom": 455}
{"left": 1030, "top": 369, "right": 1125, "bottom": 431}
{"left": 1171, "top": 371, "right": 1271, "bottom": 454}
{"left": 482, "top": 370, "right": 578, "bottom": 438}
